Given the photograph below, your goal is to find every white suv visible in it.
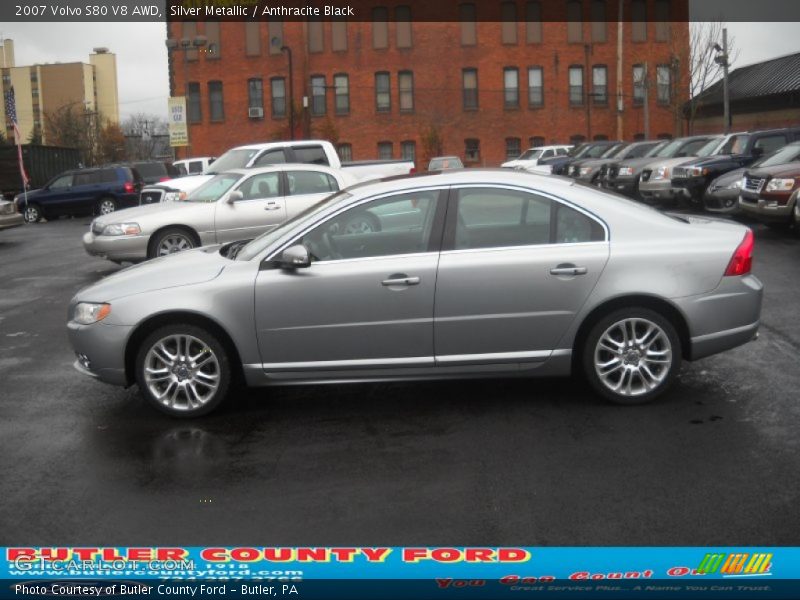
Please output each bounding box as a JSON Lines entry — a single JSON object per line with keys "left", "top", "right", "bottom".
{"left": 502, "top": 145, "right": 573, "bottom": 169}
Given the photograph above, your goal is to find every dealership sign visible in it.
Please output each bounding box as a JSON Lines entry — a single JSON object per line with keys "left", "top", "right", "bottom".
{"left": 168, "top": 96, "right": 189, "bottom": 147}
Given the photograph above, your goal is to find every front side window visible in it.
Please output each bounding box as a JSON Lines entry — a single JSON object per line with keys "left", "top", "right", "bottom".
{"left": 286, "top": 171, "right": 338, "bottom": 196}
{"left": 375, "top": 72, "right": 391, "bottom": 112}
{"left": 237, "top": 172, "right": 281, "bottom": 200}
{"left": 504, "top": 67, "right": 519, "bottom": 108}
{"left": 49, "top": 174, "right": 73, "bottom": 189}
{"left": 253, "top": 149, "right": 287, "bottom": 167}
{"left": 311, "top": 75, "right": 326, "bottom": 116}
{"left": 187, "top": 173, "right": 242, "bottom": 203}
{"left": 271, "top": 78, "right": 286, "bottom": 117}
{"left": 569, "top": 66, "right": 584, "bottom": 106}
{"left": 334, "top": 74, "right": 349, "bottom": 114}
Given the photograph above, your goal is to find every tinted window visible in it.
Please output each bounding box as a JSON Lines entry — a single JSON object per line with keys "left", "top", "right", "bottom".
{"left": 555, "top": 203, "right": 604, "bottom": 243}
{"left": 758, "top": 143, "right": 800, "bottom": 167}
{"left": 187, "top": 173, "right": 242, "bottom": 203}
{"left": 286, "top": 171, "right": 338, "bottom": 195}
{"left": 134, "top": 163, "right": 167, "bottom": 178}
{"left": 74, "top": 171, "right": 98, "bottom": 186}
{"left": 49, "top": 174, "right": 73, "bottom": 189}
{"left": 302, "top": 190, "right": 439, "bottom": 261}
{"left": 254, "top": 149, "right": 287, "bottom": 167}
{"left": 680, "top": 139, "right": 711, "bottom": 156}
{"left": 754, "top": 134, "right": 787, "bottom": 155}
{"left": 237, "top": 173, "right": 281, "bottom": 200}
{"left": 188, "top": 161, "right": 203, "bottom": 173}
{"left": 293, "top": 146, "right": 329, "bottom": 165}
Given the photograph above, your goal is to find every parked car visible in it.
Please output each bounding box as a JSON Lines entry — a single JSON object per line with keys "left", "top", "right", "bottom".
{"left": 68, "top": 169, "right": 762, "bottom": 417}
{"left": 0, "top": 199, "right": 24, "bottom": 231}
{"left": 15, "top": 165, "right": 143, "bottom": 223}
{"left": 571, "top": 141, "right": 663, "bottom": 185}
{"left": 129, "top": 161, "right": 180, "bottom": 185}
{"left": 428, "top": 156, "right": 464, "bottom": 170}
{"left": 738, "top": 160, "right": 800, "bottom": 226}
{"left": 83, "top": 164, "right": 358, "bottom": 263}
{"left": 603, "top": 136, "right": 715, "bottom": 198}
{"left": 705, "top": 141, "right": 800, "bottom": 214}
{"left": 531, "top": 141, "right": 621, "bottom": 175}
{"left": 671, "top": 127, "right": 800, "bottom": 203}
{"left": 566, "top": 143, "right": 629, "bottom": 179}
{"left": 502, "top": 145, "right": 572, "bottom": 169}
{"left": 174, "top": 157, "right": 217, "bottom": 176}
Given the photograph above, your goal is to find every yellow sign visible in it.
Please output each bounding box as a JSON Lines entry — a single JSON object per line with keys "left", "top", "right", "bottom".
{"left": 168, "top": 96, "right": 189, "bottom": 147}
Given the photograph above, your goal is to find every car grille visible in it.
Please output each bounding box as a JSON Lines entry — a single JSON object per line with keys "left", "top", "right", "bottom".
{"left": 743, "top": 176, "right": 765, "bottom": 193}
{"left": 671, "top": 166, "right": 688, "bottom": 179}
{"left": 641, "top": 169, "right": 652, "bottom": 182}
{"left": 140, "top": 189, "right": 164, "bottom": 205}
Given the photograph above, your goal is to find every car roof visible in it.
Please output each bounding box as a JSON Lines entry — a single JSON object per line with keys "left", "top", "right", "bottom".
{"left": 231, "top": 140, "right": 330, "bottom": 151}
{"left": 223, "top": 163, "right": 344, "bottom": 176}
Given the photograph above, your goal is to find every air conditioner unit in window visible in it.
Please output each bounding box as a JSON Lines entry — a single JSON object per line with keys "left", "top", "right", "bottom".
{"left": 248, "top": 107, "right": 264, "bottom": 118}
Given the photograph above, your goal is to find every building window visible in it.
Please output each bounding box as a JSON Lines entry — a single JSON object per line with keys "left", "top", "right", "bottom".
{"left": 208, "top": 81, "right": 224, "bottom": 121}
{"left": 245, "top": 22, "right": 261, "bottom": 56}
{"left": 593, "top": 134, "right": 608, "bottom": 141}
{"left": 465, "top": 138, "right": 480, "bottom": 162}
{"left": 528, "top": 66, "right": 543, "bottom": 107}
{"left": 248, "top": 78, "right": 263, "bottom": 114}
{"left": 569, "top": 66, "right": 584, "bottom": 106}
{"left": 570, "top": 134, "right": 586, "bottom": 144}
{"left": 375, "top": 72, "right": 391, "bottom": 112}
{"left": 271, "top": 77, "right": 286, "bottom": 117}
{"left": 401, "top": 140, "right": 416, "bottom": 161}
{"left": 530, "top": 136, "right": 545, "bottom": 147}
{"left": 633, "top": 64, "right": 645, "bottom": 105}
{"left": 463, "top": 68, "right": 478, "bottom": 110}
{"left": 399, "top": 71, "right": 414, "bottom": 112}
{"left": 460, "top": 3, "right": 477, "bottom": 46}
{"left": 567, "top": 0, "right": 582, "bottom": 43}
{"left": 332, "top": 19, "right": 347, "bottom": 51}
{"left": 337, "top": 143, "right": 352, "bottom": 161}
{"left": 182, "top": 22, "right": 198, "bottom": 60}
{"left": 310, "top": 75, "right": 326, "bottom": 116}
{"left": 657, "top": 132, "right": 673, "bottom": 140}
{"left": 334, "top": 74, "right": 349, "bottom": 114}
{"left": 268, "top": 20, "right": 283, "bottom": 54}
{"left": 633, "top": 133, "right": 645, "bottom": 141}
{"left": 631, "top": 0, "right": 647, "bottom": 42}
{"left": 501, "top": 2, "right": 517, "bottom": 44}
{"left": 503, "top": 67, "right": 519, "bottom": 108}
{"left": 308, "top": 17, "right": 324, "bottom": 53}
{"left": 592, "top": 65, "right": 607, "bottom": 105}
{"left": 373, "top": 7, "right": 389, "bottom": 49}
{"left": 591, "top": 1, "right": 606, "bottom": 42}
{"left": 378, "top": 141, "right": 393, "bottom": 159}
{"left": 205, "top": 21, "right": 221, "bottom": 58}
{"left": 655, "top": 0, "right": 671, "bottom": 41}
{"left": 186, "top": 82, "right": 201, "bottom": 123}
{"left": 526, "top": 1, "right": 542, "bottom": 43}
{"left": 396, "top": 6, "right": 412, "bottom": 48}
{"left": 506, "top": 137, "right": 522, "bottom": 160}
{"left": 656, "top": 65, "right": 671, "bottom": 104}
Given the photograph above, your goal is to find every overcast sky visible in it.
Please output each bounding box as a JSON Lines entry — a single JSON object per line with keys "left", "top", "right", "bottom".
{"left": 1, "top": 21, "right": 798, "bottom": 122}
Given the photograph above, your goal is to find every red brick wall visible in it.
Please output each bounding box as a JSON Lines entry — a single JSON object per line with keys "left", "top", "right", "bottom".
{"left": 169, "top": 10, "right": 688, "bottom": 166}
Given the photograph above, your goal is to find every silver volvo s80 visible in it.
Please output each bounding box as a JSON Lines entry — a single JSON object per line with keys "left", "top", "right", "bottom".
{"left": 67, "top": 170, "right": 762, "bottom": 417}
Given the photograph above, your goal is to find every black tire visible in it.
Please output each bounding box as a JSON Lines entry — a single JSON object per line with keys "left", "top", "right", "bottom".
{"left": 342, "top": 211, "right": 381, "bottom": 234}
{"left": 135, "top": 324, "right": 232, "bottom": 418}
{"left": 97, "top": 196, "right": 117, "bottom": 216}
{"left": 148, "top": 227, "right": 198, "bottom": 259}
{"left": 22, "top": 203, "right": 41, "bottom": 223}
{"left": 582, "top": 307, "right": 681, "bottom": 405}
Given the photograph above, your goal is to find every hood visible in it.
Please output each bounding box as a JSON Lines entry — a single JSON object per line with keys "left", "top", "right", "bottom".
{"left": 156, "top": 174, "right": 213, "bottom": 192}
{"left": 747, "top": 161, "right": 800, "bottom": 179}
{"left": 502, "top": 160, "right": 525, "bottom": 168}
{"left": 649, "top": 156, "right": 700, "bottom": 171}
{"left": 93, "top": 201, "right": 202, "bottom": 228}
{"left": 616, "top": 157, "right": 663, "bottom": 171}
{"left": 73, "top": 245, "right": 227, "bottom": 303}
{"left": 17, "top": 187, "right": 45, "bottom": 200}
{"left": 685, "top": 155, "right": 735, "bottom": 167}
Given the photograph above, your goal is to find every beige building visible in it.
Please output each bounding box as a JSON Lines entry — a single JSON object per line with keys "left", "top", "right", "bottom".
{"left": 0, "top": 39, "right": 119, "bottom": 144}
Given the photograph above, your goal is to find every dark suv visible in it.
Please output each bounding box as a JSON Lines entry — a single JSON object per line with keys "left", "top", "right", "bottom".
{"left": 129, "top": 161, "right": 180, "bottom": 185}
{"left": 15, "top": 166, "right": 142, "bottom": 223}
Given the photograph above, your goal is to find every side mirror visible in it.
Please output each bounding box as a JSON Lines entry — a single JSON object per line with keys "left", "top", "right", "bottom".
{"left": 226, "top": 190, "right": 243, "bottom": 204}
{"left": 278, "top": 244, "right": 311, "bottom": 269}
{"left": 752, "top": 147, "right": 764, "bottom": 158}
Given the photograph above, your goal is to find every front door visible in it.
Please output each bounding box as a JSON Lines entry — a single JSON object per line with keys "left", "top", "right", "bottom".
{"left": 214, "top": 171, "right": 285, "bottom": 243}
{"left": 254, "top": 188, "right": 446, "bottom": 370}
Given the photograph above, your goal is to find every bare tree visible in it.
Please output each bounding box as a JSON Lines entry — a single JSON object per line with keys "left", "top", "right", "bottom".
{"left": 45, "top": 104, "right": 103, "bottom": 165}
{"left": 122, "top": 113, "right": 169, "bottom": 160}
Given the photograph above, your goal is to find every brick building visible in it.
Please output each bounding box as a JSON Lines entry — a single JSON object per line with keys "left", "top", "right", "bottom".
{"left": 167, "top": 0, "right": 689, "bottom": 166}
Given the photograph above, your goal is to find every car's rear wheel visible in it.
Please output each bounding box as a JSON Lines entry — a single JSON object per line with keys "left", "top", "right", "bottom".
{"left": 23, "top": 204, "right": 41, "bottom": 223}
{"left": 135, "top": 324, "right": 231, "bottom": 418}
{"left": 97, "top": 196, "right": 117, "bottom": 215}
{"left": 582, "top": 308, "right": 681, "bottom": 405}
{"left": 149, "top": 227, "right": 197, "bottom": 258}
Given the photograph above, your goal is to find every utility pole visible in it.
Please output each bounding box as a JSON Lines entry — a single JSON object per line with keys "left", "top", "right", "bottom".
{"left": 643, "top": 62, "right": 650, "bottom": 139}
{"left": 616, "top": 0, "right": 624, "bottom": 140}
{"left": 585, "top": 43, "right": 592, "bottom": 141}
{"left": 721, "top": 28, "right": 730, "bottom": 133}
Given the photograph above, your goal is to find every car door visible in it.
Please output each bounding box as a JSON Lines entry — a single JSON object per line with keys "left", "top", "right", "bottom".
{"left": 433, "top": 185, "right": 610, "bottom": 365}
{"left": 284, "top": 170, "right": 339, "bottom": 219}
{"left": 40, "top": 173, "right": 75, "bottom": 216}
{"left": 253, "top": 188, "right": 446, "bottom": 370}
{"left": 214, "top": 171, "right": 285, "bottom": 243}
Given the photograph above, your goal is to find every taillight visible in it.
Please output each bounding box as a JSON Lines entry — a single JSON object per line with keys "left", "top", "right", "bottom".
{"left": 724, "top": 229, "right": 754, "bottom": 276}
{"left": 123, "top": 181, "right": 135, "bottom": 194}
{"left": 409, "top": 167, "right": 416, "bottom": 174}
{"left": 159, "top": 176, "right": 170, "bottom": 182}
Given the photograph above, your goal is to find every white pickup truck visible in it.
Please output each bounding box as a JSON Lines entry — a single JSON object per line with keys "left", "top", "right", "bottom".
{"left": 140, "top": 140, "right": 415, "bottom": 204}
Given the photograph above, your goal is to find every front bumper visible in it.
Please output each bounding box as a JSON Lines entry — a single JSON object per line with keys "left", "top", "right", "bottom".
{"left": 602, "top": 177, "right": 637, "bottom": 196}
{"left": 671, "top": 175, "right": 708, "bottom": 200}
{"left": 0, "top": 212, "right": 24, "bottom": 230}
{"left": 703, "top": 188, "right": 742, "bottom": 214}
{"left": 738, "top": 191, "right": 796, "bottom": 222}
{"left": 638, "top": 178, "right": 687, "bottom": 203}
{"left": 67, "top": 320, "right": 134, "bottom": 386}
{"left": 83, "top": 230, "right": 149, "bottom": 262}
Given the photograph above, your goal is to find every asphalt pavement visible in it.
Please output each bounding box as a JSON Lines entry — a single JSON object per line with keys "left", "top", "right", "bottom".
{"left": 1, "top": 215, "right": 798, "bottom": 546}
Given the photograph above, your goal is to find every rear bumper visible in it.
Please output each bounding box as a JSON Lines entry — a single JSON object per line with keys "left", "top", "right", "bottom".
{"left": 83, "top": 230, "right": 149, "bottom": 262}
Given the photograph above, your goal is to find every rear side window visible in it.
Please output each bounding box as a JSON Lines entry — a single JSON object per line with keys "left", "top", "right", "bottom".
{"left": 286, "top": 171, "right": 338, "bottom": 195}
{"left": 74, "top": 171, "right": 98, "bottom": 186}
{"left": 101, "top": 168, "right": 121, "bottom": 183}
{"left": 754, "top": 134, "right": 787, "bottom": 155}
{"left": 238, "top": 172, "right": 281, "bottom": 200}
{"left": 253, "top": 149, "right": 287, "bottom": 167}
{"left": 293, "top": 145, "right": 329, "bottom": 165}
{"left": 555, "top": 203, "right": 605, "bottom": 243}
{"left": 188, "top": 161, "right": 203, "bottom": 173}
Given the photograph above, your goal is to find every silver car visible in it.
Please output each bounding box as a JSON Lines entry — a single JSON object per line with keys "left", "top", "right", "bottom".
{"left": 67, "top": 170, "right": 762, "bottom": 417}
{"left": 83, "top": 164, "right": 357, "bottom": 263}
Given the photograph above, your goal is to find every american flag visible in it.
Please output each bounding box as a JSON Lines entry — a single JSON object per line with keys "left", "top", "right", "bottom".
{"left": 4, "top": 86, "right": 30, "bottom": 187}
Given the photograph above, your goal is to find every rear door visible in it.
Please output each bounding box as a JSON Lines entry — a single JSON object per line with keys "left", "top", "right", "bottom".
{"left": 284, "top": 170, "right": 340, "bottom": 218}
{"left": 433, "top": 185, "right": 610, "bottom": 364}
{"left": 214, "top": 171, "right": 285, "bottom": 243}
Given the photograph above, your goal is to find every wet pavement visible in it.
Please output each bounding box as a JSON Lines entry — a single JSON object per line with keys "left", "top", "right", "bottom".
{"left": 1, "top": 216, "right": 799, "bottom": 546}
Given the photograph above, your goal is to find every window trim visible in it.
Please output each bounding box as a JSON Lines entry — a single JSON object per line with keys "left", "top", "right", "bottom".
{"left": 568, "top": 65, "right": 585, "bottom": 107}
{"left": 398, "top": 70, "right": 414, "bottom": 113}
{"left": 527, "top": 65, "right": 544, "bottom": 108}
{"left": 591, "top": 64, "right": 608, "bottom": 106}
{"left": 375, "top": 71, "right": 392, "bottom": 112}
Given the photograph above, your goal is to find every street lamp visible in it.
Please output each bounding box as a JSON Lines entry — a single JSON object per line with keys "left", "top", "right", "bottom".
{"left": 272, "top": 37, "right": 294, "bottom": 140}
{"left": 165, "top": 34, "right": 207, "bottom": 158}
{"left": 712, "top": 29, "right": 731, "bottom": 134}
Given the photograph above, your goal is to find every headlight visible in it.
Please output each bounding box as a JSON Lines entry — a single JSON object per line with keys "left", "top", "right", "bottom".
{"left": 73, "top": 302, "right": 111, "bottom": 325}
{"left": 654, "top": 166, "right": 670, "bottom": 180}
{"left": 164, "top": 191, "right": 188, "bottom": 202}
{"left": 102, "top": 223, "right": 141, "bottom": 236}
{"left": 579, "top": 167, "right": 593, "bottom": 176}
{"left": 686, "top": 166, "right": 710, "bottom": 177}
{"left": 729, "top": 179, "right": 742, "bottom": 190}
{"left": 618, "top": 167, "right": 634, "bottom": 177}
{"left": 765, "top": 178, "right": 796, "bottom": 193}
{"left": 0, "top": 203, "right": 15, "bottom": 215}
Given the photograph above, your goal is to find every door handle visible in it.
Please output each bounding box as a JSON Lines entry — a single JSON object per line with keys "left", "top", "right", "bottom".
{"left": 549, "top": 265, "right": 588, "bottom": 276}
{"left": 264, "top": 202, "right": 281, "bottom": 211}
{"left": 381, "top": 276, "right": 420, "bottom": 286}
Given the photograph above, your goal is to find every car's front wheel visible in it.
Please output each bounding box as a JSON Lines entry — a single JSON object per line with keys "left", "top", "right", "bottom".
{"left": 23, "top": 203, "right": 41, "bottom": 223}
{"left": 582, "top": 308, "right": 681, "bottom": 405}
{"left": 135, "top": 324, "right": 231, "bottom": 417}
{"left": 149, "top": 227, "right": 198, "bottom": 258}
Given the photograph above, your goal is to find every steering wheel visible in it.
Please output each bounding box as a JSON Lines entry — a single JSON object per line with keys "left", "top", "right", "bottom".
{"left": 321, "top": 229, "right": 342, "bottom": 260}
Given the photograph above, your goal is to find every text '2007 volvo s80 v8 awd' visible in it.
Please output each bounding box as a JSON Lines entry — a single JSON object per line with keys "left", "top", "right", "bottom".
{"left": 67, "top": 169, "right": 762, "bottom": 417}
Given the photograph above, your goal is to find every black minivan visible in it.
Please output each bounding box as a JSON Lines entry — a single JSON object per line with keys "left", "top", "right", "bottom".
{"left": 15, "top": 166, "right": 143, "bottom": 223}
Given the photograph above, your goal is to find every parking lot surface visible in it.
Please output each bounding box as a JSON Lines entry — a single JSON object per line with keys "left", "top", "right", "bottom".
{"left": 1, "top": 216, "right": 798, "bottom": 546}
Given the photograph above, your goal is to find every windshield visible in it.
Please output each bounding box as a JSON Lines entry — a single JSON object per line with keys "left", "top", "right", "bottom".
{"left": 695, "top": 136, "right": 724, "bottom": 157}
{"left": 755, "top": 143, "right": 800, "bottom": 167}
{"left": 518, "top": 149, "right": 543, "bottom": 160}
{"left": 717, "top": 134, "right": 751, "bottom": 155}
{"left": 186, "top": 173, "right": 242, "bottom": 203}
{"left": 205, "top": 149, "right": 259, "bottom": 174}
{"left": 584, "top": 144, "right": 613, "bottom": 158}
{"left": 568, "top": 144, "right": 590, "bottom": 158}
{"left": 236, "top": 191, "right": 353, "bottom": 261}
{"left": 654, "top": 139, "right": 685, "bottom": 157}
{"left": 602, "top": 144, "right": 626, "bottom": 158}
{"left": 644, "top": 141, "right": 669, "bottom": 157}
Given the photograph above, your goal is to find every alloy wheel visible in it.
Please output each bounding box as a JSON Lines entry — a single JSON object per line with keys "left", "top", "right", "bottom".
{"left": 23, "top": 206, "right": 40, "bottom": 223}
{"left": 99, "top": 199, "right": 116, "bottom": 215}
{"left": 158, "top": 234, "right": 193, "bottom": 256}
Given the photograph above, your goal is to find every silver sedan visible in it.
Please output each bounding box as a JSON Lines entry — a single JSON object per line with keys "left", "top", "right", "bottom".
{"left": 82, "top": 164, "right": 357, "bottom": 263}
{"left": 67, "top": 170, "right": 762, "bottom": 417}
